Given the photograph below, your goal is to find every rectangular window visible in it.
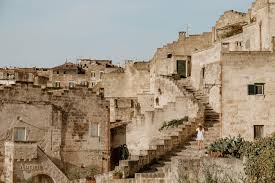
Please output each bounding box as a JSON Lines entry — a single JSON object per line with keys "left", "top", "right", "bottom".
{"left": 69, "top": 81, "right": 75, "bottom": 88}
{"left": 255, "top": 84, "right": 264, "bottom": 95}
{"left": 202, "top": 67, "right": 205, "bottom": 79}
{"left": 80, "top": 81, "right": 88, "bottom": 86}
{"left": 248, "top": 83, "right": 264, "bottom": 95}
{"left": 90, "top": 123, "right": 100, "bottom": 137}
{"left": 14, "top": 127, "right": 26, "bottom": 141}
{"left": 99, "top": 71, "right": 104, "bottom": 79}
{"left": 254, "top": 125, "right": 264, "bottom": 139}
{"left": 114, "top": 99, "right": 118, "bottom": 108}
{"left": 53, "top": 81, "right": 61, "bottom": 88}
{"left": 91, "top": 72, "right": 96, "bottom": 78}
{"left": 131, "top": 100, "right": 134, "bottom": 108}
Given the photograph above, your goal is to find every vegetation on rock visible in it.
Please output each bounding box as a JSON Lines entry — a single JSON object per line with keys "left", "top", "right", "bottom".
{"left": 208, "top": 135, "right": 275, "bottom": 182}
{"left": 159, "top": 116, "right": 188, "bottom": 131}
{"left": 207, "top": 136, "right": 245, "bottom": 158}
{"left": 241, "top": 136, "right": 275, "bottom": 183}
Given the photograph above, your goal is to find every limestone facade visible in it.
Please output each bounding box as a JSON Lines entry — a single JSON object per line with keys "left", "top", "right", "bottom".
{"left": 1, "top": 0, "right": 275, "bottom": 182}
{"left": 0, "top": 83, "right": 110, "bottom": 182}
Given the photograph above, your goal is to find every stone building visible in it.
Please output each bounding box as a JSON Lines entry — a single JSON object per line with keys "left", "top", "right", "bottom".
{"left": 1, "top": 0, "right": 275, "bottom": 182}
{"left": 0, "top": 83, "right": 112, "bottom": 182}
{"left": 0, "top": 68, "right": 49, "bottom": 86}
{"left": 49, "top": 60, "right": 121, "bottom": 89}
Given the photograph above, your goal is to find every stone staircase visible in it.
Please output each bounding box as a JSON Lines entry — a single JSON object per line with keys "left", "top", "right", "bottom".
{"left": 96, "top": 116, "right": 204, "bottom": 183}
{"left": 96, "top": 77, "right": 220, "bottom": 183}
{"left": 127, "top": 78, "right": 221, "bottom": 182}
{"left": 175, "top": 79, "right": 220, "bottom": 126}
{"left": 137, "top": 122, "right": 220, "bottom": 177}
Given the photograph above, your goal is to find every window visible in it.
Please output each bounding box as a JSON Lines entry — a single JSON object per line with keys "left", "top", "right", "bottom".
{"left": 69, "top": 81, "right": 75, "bottom": 88}
{"left": 158, "top": 88, "right": 162, "bottom": 95}
{"left": 99, "top": 72, "right": 104, "bottom": 79}
{"left": 248, "top": 83, "right": 265, "bottom": 95}
{"left": 114, "top": 99, "right": 118, "bottom": 108}
{"left": 254, "top": 125, "right": 264, "bottom": 139}
{"left": 53, "top": 81, "right": 61, "bottom": 88}
{"left": 155, "top": 97, "right": 159, "bottom": 106}
{"left": 202, "top": 67, "right": 205, "bottom": 79}
{"left": 91, "top": 72, "right": 96, "bottom": 78}
{"left": 56, "top": 71, "right": 59, "bottom": 75}
{"left": 14, "top": 127, "right": 26, "bottom": 141}
{"left": 131, "top": 100, "right": 134, "bottom": 108}
{"left": 236, "top": 41, "right": 242, "bottom": 47}
{"left": 90, "top": 123, "right": 100, "bottom": 137}
{"left": 91, "top": 82, "right": 96, "bottom": 87}
{"left": 80, "top": 81, "right": 88, "bottom": 86}
{"left": 167, "top": 53, "right": 172, "bottom": 58}
{"left": 99, "top": 88, "right": 104, "bottom": 98}
{"left": 255, "top": 84, "right": 264, "bottom": 95}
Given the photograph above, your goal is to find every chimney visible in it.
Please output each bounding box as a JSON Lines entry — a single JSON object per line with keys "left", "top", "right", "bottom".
{"left": 178, "top": 31, "right": 186, "bottom": 40}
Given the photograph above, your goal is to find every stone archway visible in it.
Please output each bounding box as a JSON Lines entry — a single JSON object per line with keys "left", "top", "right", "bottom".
{"left": 26, "top": 174, "right": 55, "bottom": 183}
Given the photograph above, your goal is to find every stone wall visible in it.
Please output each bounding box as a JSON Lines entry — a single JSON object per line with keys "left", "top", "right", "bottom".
{"left": 109, "top": 98, "right": 136, "bottom": 123}
{"left": 137, "top": 93, "right": 154, "bottom": 114}
{"left": 0, "top": 83, "right": 110, "bottom": 177}
{"left": 171, "top": 157, "right": 245, "bottom": 183}
{"left": 153, "top": 76, "right": 183, "bottom": 108}
{"left": 204, "top": 63, "right": 222, "bottom": 113}
{"left": 221, "top": 51, "right": 275, "bottom": 140}
{"left": 103, "top": 62, "right": 150, "bottom": 98}
{"left": 4, "top": 142, "right": 70, "bottom": 183}
{"left": 150, "top": 32, "right": 212, "bottom": 79}
{"left": 191, "top": 44, "right": 221, "bottom": 91}
{"left": 127, "top": 96, "right": 199, "bottom": 151}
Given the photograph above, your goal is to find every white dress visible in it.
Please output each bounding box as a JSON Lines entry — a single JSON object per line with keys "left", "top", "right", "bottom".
{"left": 196, "top": 128, "right": 204, "bottom": 141}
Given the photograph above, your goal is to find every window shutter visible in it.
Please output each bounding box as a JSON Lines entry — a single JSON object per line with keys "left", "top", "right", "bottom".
{"left": 248, "top": 85, "right": 256, "bottom": 95}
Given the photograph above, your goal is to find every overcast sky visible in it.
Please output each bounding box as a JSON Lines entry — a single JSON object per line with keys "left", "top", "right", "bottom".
{"left": 0, "top": 0, "right": 253, "bottom": 67}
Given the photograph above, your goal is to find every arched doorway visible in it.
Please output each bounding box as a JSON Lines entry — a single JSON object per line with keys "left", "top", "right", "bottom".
{"left": 27, "top": 174, "right": 54, "bottom": 183}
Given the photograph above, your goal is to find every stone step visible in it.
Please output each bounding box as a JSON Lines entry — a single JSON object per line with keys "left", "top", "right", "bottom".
{"left": 135, "top": 172, "right": 165, "bottom": 178}
{"left": 205, "top": 116, "right": 219, "bottom": 119}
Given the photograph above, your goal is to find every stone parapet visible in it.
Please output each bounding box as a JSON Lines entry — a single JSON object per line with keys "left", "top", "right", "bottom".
{"left": 5, "top": 142, "right": 37, "bottom": 161}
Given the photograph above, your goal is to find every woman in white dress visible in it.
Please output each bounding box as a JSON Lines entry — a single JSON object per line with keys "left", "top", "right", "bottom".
{"left": 196, "top": 124, "right": 204, "bottom": 150}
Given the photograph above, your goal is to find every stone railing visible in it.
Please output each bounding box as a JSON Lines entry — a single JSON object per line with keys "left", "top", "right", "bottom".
{"left": 5, "top": 141, "right": 38, "bottom": 161}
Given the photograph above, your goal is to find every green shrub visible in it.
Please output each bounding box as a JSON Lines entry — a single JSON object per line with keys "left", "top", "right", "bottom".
{"left": 242, "top": 136, "right": 275, "bottom": 183}
{"left": 209, "top": 135, "right": 275, "bottom": 182}
{"left": 113, "top": 169, "right": 123, "bottom": 177}
{"left": 207, "top": 136, "right": 246, "bottom": 158}
{"left": 159, "top": 116, "right": 188, "bottom": 131}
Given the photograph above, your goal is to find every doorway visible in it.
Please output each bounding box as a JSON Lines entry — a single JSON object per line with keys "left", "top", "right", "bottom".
{"left": 177, "top": 60, "right": 187, "bottom": 78}
{"left": 27, "top": 174, "right": 55, "bottom": 183}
